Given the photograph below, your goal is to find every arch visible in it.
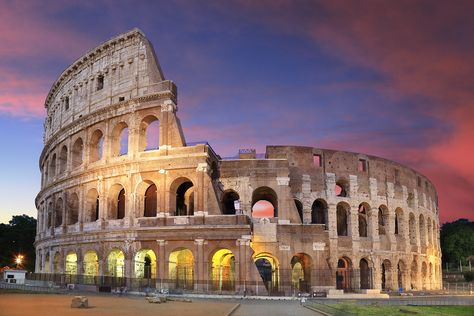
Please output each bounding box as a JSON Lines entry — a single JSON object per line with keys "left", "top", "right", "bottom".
{"left": 252, "top": 186, "right": 278, "bottom": 218}
{"left": 336, "top": 202, "right": 350, "bottom": 236}
{"left": 67, "top": 193, "right": 79, "bottom": 225}
{"left": 210, "top": 248, "right": 235, "bottom": 291}
{"left": 139, "top": 115, "right": 160, "bottom": 151}
{"left": 134, "top": 249, "right": 157, "bottom": 279}
{"left": 111, "top": 122, "right": 129, "bottom": 156}
{"left": 378, "top": 205, "right": 389, "bottom": 235}
{"left": 89, "top": 129, "right": 104, "bottom": 163}
{"left": 311, "top": 199, "right": 328, "bottom": 227}
{"left": 71, "top": 138, "right": 84, "bottom": 168}
{"left": 144, "top": 183, "right": 157, "bottom": 217}
{"left": 397, "top": 260, "right": 406, "bottom": 290}
{"left": 83, "top": 250, "right": 99, "bottom": 284}
{"left": 336, "top": 257, "right": 352, "bottom": 290}
{"left": 55, "top": 198, "right": 63, "bottom": 227}
{"left": 85, "top": 188, "right": 99, "bottom": 222}
{"left": 47, "top": 201, "right": 53, "bottom": 229}
{"left": 427, "top": 218, "right": 433, "bottom": 246}
{"left": 410, "top": 259, "right": 418, "bottom": 290}
{"left": 335, "top": 178, "right": 349, "bottom": 197}
{"left": 419, "top": 214, "right": 426, "bottom": 246}
{"left": 291, "top": 253, "right": 312, "bottom": 293}
{"left": 53, "top": 252, "right": 61, "bottom": 273}
{"left": 108, "top": 184, "right": 125, "bottom": 219}
{"left": 49, "top": 153, "right": 57, "bottom": 179}
{"left": 222, "top": 190, "right": 240, "bottom": 215}
{"left": 169, "top": 248, "right": 194, "bottom": 290}
{"left": 409, "top": 213, "right": 416, "bottom": 245}
{"left": 65, "top": 251, "right": 77, "bottom": 275}
{"left": 107, "top": 249, "right": 125, "bottom": 277}
{"left": 359, "top": 258, "right": 371, "bottom": 289}
{"left": 358, "top": 203, "right": 370, "bottom": 237}
{"left": 254, "top": 252, "right": 280, "bottom": 294}
{"left": 294, "top": 199, "right": 303, "bottom": 223}
{"left": 395, "top": 208, "right": 404, "bottom": 235}
{"left": 44, "top": 252, "right": 50, "bottom": 273}
{"left": 421, "top": 261, "right": 428, "bottom": 289}
{"left": 170, "top": 178, "right": 194, "bottom": 216}
{"left": 59, "top": 145, "right": 67, "bottom": 174}
{"left": 381, "top": 259, "right": 392, "bottom": 291}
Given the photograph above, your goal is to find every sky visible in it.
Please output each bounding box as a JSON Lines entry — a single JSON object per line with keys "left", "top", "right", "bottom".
{"left": 0, "top": 0, "right": 473, "bottom": 224}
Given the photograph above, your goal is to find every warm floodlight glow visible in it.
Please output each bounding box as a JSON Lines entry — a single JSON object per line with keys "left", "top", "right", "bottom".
{"left": 15, "top": 254, "right": 24, "bottom": 268}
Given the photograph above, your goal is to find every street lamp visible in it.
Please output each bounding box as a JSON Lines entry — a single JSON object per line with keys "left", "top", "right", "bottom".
{"left": 15, "top": 254, "right": 24, "bottom": 269}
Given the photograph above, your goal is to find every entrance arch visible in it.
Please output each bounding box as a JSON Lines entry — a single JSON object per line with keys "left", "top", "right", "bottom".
{"left": 336, "top": 257, "right": 352, "bottom": 290}
{"left": 83, "top": 251, "right": 98, "bottom": 284}
{"left": 210, "top": 249, "right": 236, "bottom": 291}
{"left": 359, "top": 258, "right": 371, "bottom": 289}
{"left": 291, "top": 253, "right": 312, "bottom": 293}
{"left": 254, "top": 253, "right": 279, "bottom": 294}
{"left": 381, "top": 259, "right": 392, "bottom": 291}
{"left": 134, "top": 249, "right": 156, "bottom": 279}
{"left": 107, "top": 249, "right": 125, "bottom": 278}
{"left": 65, "top": 252, "right": 77, "bottom": 275}
{"left": 169, "top": 248, "right": 194, "bottom": 290}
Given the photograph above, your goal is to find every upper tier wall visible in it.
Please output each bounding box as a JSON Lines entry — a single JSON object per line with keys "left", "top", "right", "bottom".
{"left": 43, "top": 28, "right": 173, "bottom": 143}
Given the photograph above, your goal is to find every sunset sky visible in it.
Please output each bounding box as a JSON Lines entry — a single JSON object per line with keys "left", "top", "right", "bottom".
{"left": 0, "top": 0, "right": 473, "bottom": 224}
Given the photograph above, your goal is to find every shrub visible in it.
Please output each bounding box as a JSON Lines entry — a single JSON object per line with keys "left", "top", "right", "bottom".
{"left": 464, "top": 271, "right": 474, "bottom": 282}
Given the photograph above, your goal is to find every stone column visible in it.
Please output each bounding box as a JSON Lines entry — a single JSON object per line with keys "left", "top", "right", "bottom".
{"left": 194, "top": 239, "right": 206, "bottom": 291}
{"left": 237, "top": 237, "right": 252, "bottom": 294}
{"left": 195, "top": 164, "right": 207, "bottom": 214}
{"left": 159, "top": 170, "right": 168, "bottom": 215}
{"left": 35, "top": 249, "right": 40, "bottom": 272}
{"left": 76, "top": 249, "right": 84, "bottom": 276}
{"left": 301, "top": 174, "right": 311, "bottom": 224}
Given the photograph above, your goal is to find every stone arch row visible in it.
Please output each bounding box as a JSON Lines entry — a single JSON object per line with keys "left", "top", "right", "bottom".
{"left": 41, "top": 113, "right": 161, "bottom": 187}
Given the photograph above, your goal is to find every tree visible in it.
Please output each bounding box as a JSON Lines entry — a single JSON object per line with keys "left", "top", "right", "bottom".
{"left": 0, "top": 215, "right": 37, "bottom": 271}
{"left": 440, "top": 219, "right": 474, "bottom": 267}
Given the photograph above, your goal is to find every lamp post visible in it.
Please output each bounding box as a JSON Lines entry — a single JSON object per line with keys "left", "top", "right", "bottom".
{"left": 15, "top": 254, "right": 24, "bottom": 269}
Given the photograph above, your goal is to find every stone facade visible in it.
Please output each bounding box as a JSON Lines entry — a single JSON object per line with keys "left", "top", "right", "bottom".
{"left": 34, "top": 29, "right": 441, "bottom": 295}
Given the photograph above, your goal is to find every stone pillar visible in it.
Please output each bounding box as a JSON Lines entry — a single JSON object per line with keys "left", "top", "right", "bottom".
{"left": 159, "top": 170, "right": 168, "bottom": 215}
{"left": 76, "top": 249, "right": 84, "bottom": 276}
{"left": 237, "top": 237, "right": 252, "bottom": 294}
{"left": 35, "top": 249, "right": 40, "bottom": 272}
{"left": 301, "top": 174, "right": 311, "bottom": 224}
{"left": 194, "top": 239, "right": 206, "bottom": 291}
{"left": 156, "top": 240, "right": 167, "bottom": 289}
{"left": 196, "top": 163, "right": 207, "bottom": 214}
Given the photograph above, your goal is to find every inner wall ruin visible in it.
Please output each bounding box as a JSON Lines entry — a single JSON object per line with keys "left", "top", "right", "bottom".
{"left": 34, "top": 29, "right": 441, "bottom": 295}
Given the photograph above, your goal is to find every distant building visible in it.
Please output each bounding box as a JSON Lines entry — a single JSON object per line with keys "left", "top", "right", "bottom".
{"left": 2, "top": 269, "right": 27, "bottom": 284}
{"left": 34, "top": 29, "right": 442, "bottom": 295}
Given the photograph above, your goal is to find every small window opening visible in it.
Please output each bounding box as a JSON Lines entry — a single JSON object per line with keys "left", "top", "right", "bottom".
{"left": 97, "top": 75, "right": 104, "bottom": 91}
{"left": 64, "top": 97, "right": 69, "bottom": 110}
{"left": 335, "top": 181, "right": 348, "bottom": 197}
{"left": 313, "top": 154, "right": 322, "bottom": 167}
{"left": 119, "top": 96, "right": 125, "bottom": 102}
{"left": 358, "top": 159, "right": 367, "bottom": 172}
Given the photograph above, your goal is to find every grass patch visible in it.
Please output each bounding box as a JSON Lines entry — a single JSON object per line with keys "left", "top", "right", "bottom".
{"left": 308, "top": 303, "right": 474, "bottom": 316}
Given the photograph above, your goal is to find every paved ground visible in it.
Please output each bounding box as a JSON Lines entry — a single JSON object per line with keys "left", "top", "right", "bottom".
{"left": 233, "top": 300, "right": 321, "bottom": 316}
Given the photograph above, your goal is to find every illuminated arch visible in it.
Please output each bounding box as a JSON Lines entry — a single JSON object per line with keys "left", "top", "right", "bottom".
{"left": 169, "top": 248, "right": 194, "bottom": 290}
{"left": 210, "top": 249, "right": 235, "bottom": 291}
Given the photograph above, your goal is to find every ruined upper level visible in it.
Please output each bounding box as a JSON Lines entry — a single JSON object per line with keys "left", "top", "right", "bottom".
{"left": 43, "top": 28, "right": 176, "bottom": 143}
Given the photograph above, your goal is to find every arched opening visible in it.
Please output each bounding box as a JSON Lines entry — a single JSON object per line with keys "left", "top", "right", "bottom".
{"left": 47, "top": 202, "right": 53, "bottom": 229}
{"left": 359, "top": 258, "right": 371, "bottom": 289}
{"left": 421, "top": 262, "right": 428, "bottom": 289}
{"left": 410, "top": 260, "right": 418, "bottom": 290}
{"left": 65, "top": 252, "right": 77, "bottom": 275}
{"left": 419, "top": 214, "right": 426, "bottom": 246}
{"left": 427, "top": 219, "right": 432, "bottom": 246}
{"left": 378, "top": 205, "right": 388, "bottom": 235}
{"left": 397, "top": 260, "right": 405, "bottom": 290}
{"left": 108, "top": 185, "right": 125, "bottom": 219}
{"left": 169, "top": 248, "right": 194, "bottom": 290}
{"left": 429, "top": 262, "right": 433, "bottom": 289}
{"left": 67, "top": 193, "right": 79, "bottom": 225}
{"left": 222, "top": 190, "right": 240, "bottom": 215}
{"left": 59, "top": 146, "right": 67, "bottom": 174}
{"left": 291, "top": 253, "right": 312, "bottom": 293}
{"left": 395, "top": 208, "right": 404, "bottom": 235}
{"left": 175, "top": 181, "right": 194, "bottom": 216}
{"left": 89, "top": 129, "right": 104, "bottom": 163}
{"left": 311, "top": 199, "right": 328, "bottom": 228}
{"left": 53, "top": 252, "right": 61, "bottom": 273}
{"left": 210, "top": 249, "right": 235, "bottom": 291}
{"left": 139, "top": 116, "right": 159, "bottom": 151}
{"left": 85, "top": 189, "right": 100, "bottom": 222}
{"left": 111, "top": 122, "right": 129, "bottom": 156}
{"left": 55, "top": 198, "right": 63, "bottom": 228}
{"left": 252, "top": 186, "right": 278, "bottom": 218}
{"left": 254, "top": 253, "right": 279, "bottom": 294}
{"left": 336, "top": 202, "right": 350, "bottom": 236}
{"left": 134, "top": 249, "right": 156, "bottom": 279}
{"left": 409, "top": 213, "right": 416, "bottom": 245}
{"left": 358, "top": 203, "right": 369, "bottom": 237}
{"left": 294, "top": 199, "right": 303, "bottom": 223}
{"left": 107, "top": 249, "right": 125, "bottom": 278}
{"left": 44, "top": 253, "right": 50, "bottom": 273}
{"left": 144, "top": 184, "right": 157, "bottom": 217}
{"left": 71, "top": 138, "right": 84, "bottom": 168}
{"left": 381, "top": 259, "right": 392, "bottom": 291}
{"left": 83, "top": 251, "right": 99, "bottom": 284}
{"left": 335, "top": 179, "right": 348, "bottom": 197}
{"left": 49, "top": 154, "right": 56, "bottom": 179}
{"left": 336, "top": 257, "right": 352, "bottom": 290}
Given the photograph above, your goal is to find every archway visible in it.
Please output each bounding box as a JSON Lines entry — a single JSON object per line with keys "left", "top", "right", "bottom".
{"left": 397, "top": 260, "right": 405, "bottom": 290}
{"left": 421, "top": 262, "right": 428, "bottom": 289}
{"left": 53, "top": 252, "right": 61, "bottom": 273}
{"left": 311, "top": 199, "right": 328, "bottom": 227}
{"left": 294, "top": 199, "right": 303, "bottom": 223}
{"left": 67, "top": 193, "right": 79, "bottom": 225}
{"left": 336, "top": 257, "right": 352, "bottom": 291}
{"left": 83, "top": 251, "right": 98, "bottom": 284}
{"left": 169, "top": 248, "right": 194, "bottom": 290}
{"left": 359, "top": 258, "right": 371, "bottom": 289}
{"left": 252, "top": 187, "right": 278, "bottom": 218}
{"left": 59, "top": 145, "right": 67, "bottom": 173}
{"left": 71, "top": 138, "right": 84, "bottom": 168}
{"left": 222, "top": 190, "right": 240, "bottom": 215}
{"left": 108, "top": 184, "right": 125, "bottom": 219}
{"left": 410, "top": 260, "right": 418, "bottom": 290}
{"left": 144, "top": 184, "right": 157, "bottom": 217}
{"left": 336, "top": 202, "right": 350, "bottom": 236}
{"left": 44, "top": 253, "right": 50, "bottom": 273}
{"left": 89, "top": 129, "right": 104, "bottom": 163}
{"left": 85, "top": 189, "right": 100, "bottom": 222}
{"left": 107, "top": 249, "right": 125, "bottom": 278}
{"left": 134, "top": 249, "right": 156, "bottom": 279}
{"left": 210, "top": 249, "right": 235, "bottom": 291}
{"left": 291, "top": 253, "right": 312, "bottom": 293}
{"left": 111, "top": 122, "right": 129, "bottom": 156}
{"left": 55, "top": 198, "right": 63, "bottom": 228}
{"left": 358, "top": 203, "right": 369, "bottom": 237}
{"left": 378, "top": 205, "right": 388, "bottom": 235}
{"left": 254, "top": 253, "right": 279, "bottom": 294}
{"left": 381, "top": 259, "right": 392, "bottom": 291}
{"left": 65, "top": 252, "right": 77, "bottom": 275}
{"left": 139, "top": 115, "right": 159, "bottom": 151}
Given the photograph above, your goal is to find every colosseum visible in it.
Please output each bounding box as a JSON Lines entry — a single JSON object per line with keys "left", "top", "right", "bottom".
{"left": 34, "top": 29, "right": 442, "bottom": 296}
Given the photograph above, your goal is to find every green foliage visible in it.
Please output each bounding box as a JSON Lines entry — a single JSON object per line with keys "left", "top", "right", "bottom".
{"left": 440, "top": 219, "right": 474, "bottom": 266}
{"left": 0, "top": 215, "right": 37, "bottom": 271}
{"left": 321, "top": 303, "right": 474, "bottom": 316}
{"left": 464, "top": 271, "right": 474, "bottom": 282}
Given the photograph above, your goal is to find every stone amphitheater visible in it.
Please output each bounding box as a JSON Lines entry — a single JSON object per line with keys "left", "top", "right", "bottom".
{"left": 34, "top": 29, "right": 441, "bottom": 296}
